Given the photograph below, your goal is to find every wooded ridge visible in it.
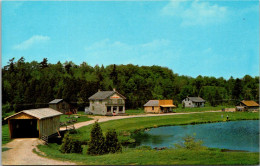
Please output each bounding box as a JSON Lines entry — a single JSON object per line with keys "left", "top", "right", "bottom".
{"left": 2, "top": 57, "right": 259, "bottom": 113}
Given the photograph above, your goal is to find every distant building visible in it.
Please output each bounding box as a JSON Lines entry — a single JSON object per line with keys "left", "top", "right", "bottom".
{"left": 88, "top": 89, "right": 126, "bottom": 115}
{"left": 236, "top": 100, "right": 259, "bottom": 112}
{"left": 182, "top": 97, "right": 206, "bottom": 108}
{"left": 49, "top": 99, "right": 73, "bottom": 114}
{"left": 144, "top": 100, "right": 176, "bottom": 114}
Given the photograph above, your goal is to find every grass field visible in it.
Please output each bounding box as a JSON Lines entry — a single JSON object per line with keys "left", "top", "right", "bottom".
{"left": 72, "top": 111, "right": 259, "bottom": 143}
{"left": 37, "top": 143, "right": 259, "bottom": 165}
{"left": 36, "top": 111, "right": 259, "bottom": 165}
{"left": 125, "top": 109, "right": 146, "bottom": 115}
{"left": 125, "top": 106, "right": 233, "bottom": 115}
{"left": 173, "top": 106, "right": 232, "bottom": 113}
{"left": 60, "top": 113, "right": 92, "bottom": 124}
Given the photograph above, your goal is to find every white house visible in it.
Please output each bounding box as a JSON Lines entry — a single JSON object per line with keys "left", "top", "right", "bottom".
{"left": 88, "top": 89, "right": 126, "bottom": 115}
{"left": 182, "top": 97, "right": 206, "bottom": 108}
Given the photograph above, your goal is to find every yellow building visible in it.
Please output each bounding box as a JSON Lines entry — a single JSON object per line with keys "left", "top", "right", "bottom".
{"left": 144, "top": 100, "right": 176, "bottom": 113}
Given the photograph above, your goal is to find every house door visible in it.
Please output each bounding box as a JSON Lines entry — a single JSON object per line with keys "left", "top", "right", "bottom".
{"left": 113, "top": 106, "right": 117, "bottom": 113}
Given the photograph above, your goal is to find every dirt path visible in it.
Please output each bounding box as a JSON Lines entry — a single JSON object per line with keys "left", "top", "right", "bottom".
{"left": 2, "top": 110, "right": 221, "bottom": 165}
{"left": 2, "top": 138, "right": 76, "bottom": 165}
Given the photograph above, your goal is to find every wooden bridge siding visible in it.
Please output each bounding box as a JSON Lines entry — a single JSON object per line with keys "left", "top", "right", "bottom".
{"left": 39, "top": 116, "right": 60, "bottom": 138}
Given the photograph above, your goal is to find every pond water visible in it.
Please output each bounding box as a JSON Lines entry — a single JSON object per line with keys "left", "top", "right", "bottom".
{"left": 134, "top": 120, "right": 259, "bottom": 152}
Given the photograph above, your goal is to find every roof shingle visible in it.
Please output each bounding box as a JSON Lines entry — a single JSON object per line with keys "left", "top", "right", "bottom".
{"left": 49, "top": 99, "right": 63, "bottom": 104}
{"left": 144, "top": 100, "right": 159, "bottom": 106}
{"left": 89, "top": 91, "right": 126, "bottom": 100}
{"left": 188, "top": 97, "right": 205, "bottom": 102}
{"left": 241, "top": 100, "right": 259, "bottom": 107}
{"left": 5, "top": 108, "right": 62, "bottom": 120}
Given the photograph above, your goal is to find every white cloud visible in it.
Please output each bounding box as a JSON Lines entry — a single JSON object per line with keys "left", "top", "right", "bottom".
{"left": 13, "top": 35, "right": 50, "bottom": 50}
{"left": 161, "top": 0, "right": 228, "bottom": 26}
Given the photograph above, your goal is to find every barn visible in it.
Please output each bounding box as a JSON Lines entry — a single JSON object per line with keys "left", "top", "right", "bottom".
{"left": 4, "top": 108, "right": 62, "bottom": 139}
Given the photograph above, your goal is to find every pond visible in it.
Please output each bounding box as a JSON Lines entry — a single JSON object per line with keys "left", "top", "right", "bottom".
{"left": 133, "top": 120, "right": 259, "bottom": 152}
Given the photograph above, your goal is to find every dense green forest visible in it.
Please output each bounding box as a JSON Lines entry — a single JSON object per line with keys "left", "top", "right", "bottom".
{"left": 2, "top": 57, "right": 259, "bottom": 113}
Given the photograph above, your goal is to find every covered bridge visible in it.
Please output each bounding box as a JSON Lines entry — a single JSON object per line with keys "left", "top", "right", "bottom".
{"left": 5, "top": 108, "right": 62, "bottom": 139}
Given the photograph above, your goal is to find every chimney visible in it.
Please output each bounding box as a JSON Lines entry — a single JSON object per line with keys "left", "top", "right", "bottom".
{"left": 98, "top": 89, "right": 101, "bottom": 92}
{"left": 113, "top": 88, "right": 116, "bottom": 92}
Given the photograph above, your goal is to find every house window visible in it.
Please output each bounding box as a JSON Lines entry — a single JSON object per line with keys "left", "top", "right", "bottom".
{"left": 108, "top": 99, "right": 112, "bottom": 104}
{"left": 119, "top": 106, "right": 123, "bottom": 112}
{"left": 118, "top": 99, "right": 123, "bottom": 104}
{"left": 92, "top": 106, "right": 94, "bottom": 110}
{"left": 107, "top": 106, "right": 111, "bottom": 112}
{"left": 91, "top": 100, "right": 94, "bottom": 104}
{"left": 99, "top": 100, "right": 102, "bottom": 104}
{"left": 152, "top": 106, "right": 154, "bottom": 110}
{"left": 189, "top": 103, "right": 191, "bottom": 105}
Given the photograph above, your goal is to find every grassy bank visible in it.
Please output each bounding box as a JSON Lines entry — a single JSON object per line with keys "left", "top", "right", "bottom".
{"left": 125, "top": 106, "right": 233, "bottom": 115}
{"left": 37, "top": 143, "right": 259, "bottom": 165}
{"left": 125, "top": 109, "right": 145, "bottom": 115}
{"left": 73, "top": 112, "right": 259, "bottom": 142}
{"left": 36, "top": 111, "right": 259, "bottom": 165}
{"left": 173, "top": 106, "right": 232, "bottom": 113}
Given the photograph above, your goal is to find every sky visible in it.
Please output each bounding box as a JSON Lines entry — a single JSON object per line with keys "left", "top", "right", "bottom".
{"left": 2, "top": 0, "right": 259, "bottom": 79}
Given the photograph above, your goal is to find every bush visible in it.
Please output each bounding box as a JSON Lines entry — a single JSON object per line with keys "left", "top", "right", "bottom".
{"left": 105, "top": 129, "right": 122, "bottom": 153}
{"left": 59, "top": 133, "right": 83, "bottom": 153}
{"left": 87, "top": 121, "right": 106, "bottom": 155}
{"left": 174, "top": 135, "right": 207, "bottom": 150}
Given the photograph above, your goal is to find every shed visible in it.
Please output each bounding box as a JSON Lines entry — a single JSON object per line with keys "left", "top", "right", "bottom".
{"left": 49, "top": 99, "right": 73, "bottom": 114}
{"left": 4, "top": 108, "right": 62, "bottom": 139}
{"left": 236, "top": 100, "right": 259, "bottom": 112}
{"left": 144, "top": 100, "right": 176, "bottom": 113}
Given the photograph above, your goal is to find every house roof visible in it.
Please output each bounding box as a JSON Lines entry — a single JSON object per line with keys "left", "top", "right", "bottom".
{"left": 4, "top": 108, "right": 63, "bottom": 120}
{"left": 88, "top": 91, "right": 126, "bottom": 100}
{"left": 241, "top": 100, "right": 259, "bottom": 107}
{"left": 187, "top": 97, "right": 206, "bottom": 102}
{"left": 144, "top": 100, "right": 159, "bottom": 106}
{"left": 49, "top": 99, "right": 63, "bottom": 104}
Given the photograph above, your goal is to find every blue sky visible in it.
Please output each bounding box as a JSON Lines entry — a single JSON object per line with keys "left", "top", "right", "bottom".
{"left": 2, "top": 0, "right": 259, "bottom": 79}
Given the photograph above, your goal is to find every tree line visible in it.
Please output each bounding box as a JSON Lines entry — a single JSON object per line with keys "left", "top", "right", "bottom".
{"left": 2, "top": 57, "right": 259, "bottom": 113}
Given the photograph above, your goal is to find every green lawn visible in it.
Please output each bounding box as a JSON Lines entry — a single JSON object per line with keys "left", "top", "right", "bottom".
{"left": 36, "top": 111, "right": 259, "bottom": 165}
{"left": 173, "top": 106, "right": 232, "bottom": 113}
{"left": 60, "top": 113, "right": 92, "bottom": 124}
{"left": 73, "top": 111, "right": 259, "bottom": 143}
{"left": 2, "top": 124, "right": 10, "bottom": 145}
{"left": 125, "top": 109, "right": 146, "bottom": 115}
{"left": 37, "top": 143, "right": 259, "bottom": 165}
{"left": 125, "top": 106, "right": 233, "bottom": 115}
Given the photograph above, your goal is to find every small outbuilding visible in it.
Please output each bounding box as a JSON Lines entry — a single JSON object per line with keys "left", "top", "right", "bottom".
{"left": 49, "top": 99, "right": 76, "bottom": 114}
{"left": 4, "top": 108, "right": 62, "bottom": 139}
{"left": 144, "top": 100, "right": 176, "bottom": 114}
{"left": 182, "top": 97, "right": 206, "bottom": 108}
{"left": 236, "top": 100, "right": 259, "bottom": 112}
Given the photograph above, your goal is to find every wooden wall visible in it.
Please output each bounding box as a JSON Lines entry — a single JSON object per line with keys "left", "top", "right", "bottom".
{"left": 144, "top": 106, "right": 161, "bottom": 113}
{"left": 38, "top": 116, "right": 60, "bottom": 137}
